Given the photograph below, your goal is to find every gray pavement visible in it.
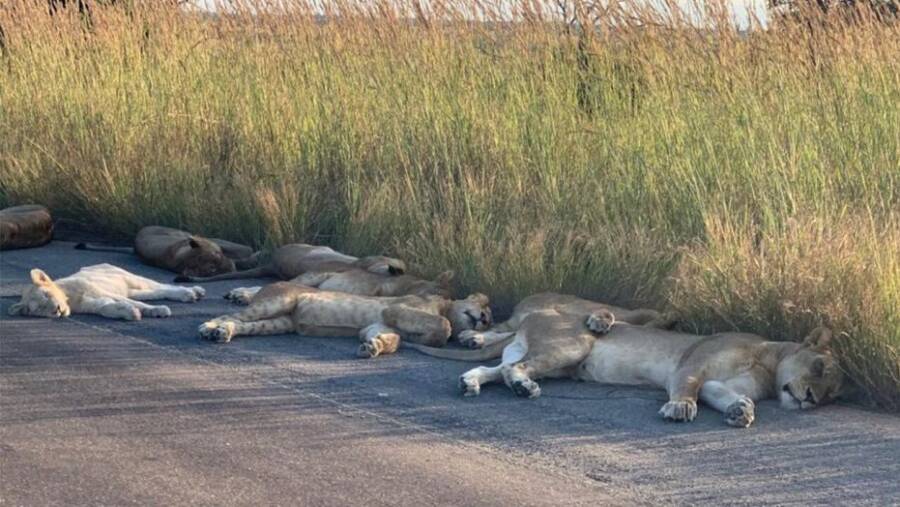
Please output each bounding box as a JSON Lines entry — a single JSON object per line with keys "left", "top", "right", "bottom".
{"left": 1, "top": 241, "right": 898, "bottom": 506}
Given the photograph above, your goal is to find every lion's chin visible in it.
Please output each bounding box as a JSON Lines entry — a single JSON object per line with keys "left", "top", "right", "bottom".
{"left": 779, "top": 391, "right": 802, "bottom": 410}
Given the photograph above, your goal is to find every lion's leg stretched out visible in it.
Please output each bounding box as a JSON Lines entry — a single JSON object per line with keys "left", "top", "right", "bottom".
{"left": 199, "top": 316, "right": 295, "bottom": 343}
{"left": 699, "top": 379, "right": 756, "bottom": 428}
{"left": 381, "top": 307, "right": 451, "bottom": 347}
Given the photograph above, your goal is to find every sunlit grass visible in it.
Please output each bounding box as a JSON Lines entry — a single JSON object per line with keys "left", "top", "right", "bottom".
{"left": 0, "top": 1, "right": 897, "bottom": 409}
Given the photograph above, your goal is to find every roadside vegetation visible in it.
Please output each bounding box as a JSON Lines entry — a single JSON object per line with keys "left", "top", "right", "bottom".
{"left": 1, "top": 1, "right": 897, "bottom": 409}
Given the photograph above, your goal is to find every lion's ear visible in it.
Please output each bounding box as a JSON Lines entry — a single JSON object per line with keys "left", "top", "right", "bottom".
{"left": 436, "top": 270, "right": 454, "bottom": 286}
{"left": 803, "top": 326, "right": 833, "bottom": 351}
{"left": 8, "top": 302, "right": 25, "bottom": 316}
{"left": 388, "top": 265, "right": 405, "bottom": 276}
{"left": 188, "top": 237, "right": 201, "bottom": 249}
{"left": 30, "top": 268, "right": 52, "bottom": 286}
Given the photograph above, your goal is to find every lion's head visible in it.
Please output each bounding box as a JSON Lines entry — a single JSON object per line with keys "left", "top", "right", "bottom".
{"left": 777, "top": 327, "right": 844, "bottom": 410}
{"left": 447, "top": 293, "right": 492, "bottom": 337}
{"left": 178, "top": 237, "right": 236, "bottom": 278}
{"left": 8, "top": 269, "right": 70, "bottom": 318}
{"left": 354, "top": 255, "right": 408, "bottom": 276}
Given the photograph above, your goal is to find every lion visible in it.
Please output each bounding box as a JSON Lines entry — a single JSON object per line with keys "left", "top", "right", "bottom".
{"left": 197, "top": 281, "right": 492, "bottom": 358}
{"left": 7, "top": 264, "right": 206, "bottom": 320}
{"left": 409, "top": 304, "right": 843, "bottom": 428}
{"left": 1, "top": 205, "right": 53, "bottom": 250}
{"left": 449, "top": 292, "right": 674, "bottom": 350}
{"left": 173, "top": 242, "right": 407, "bottom": 284}
{"left": 222, "top": 269, "right": 455, "bottom": 304}
{"left": 76, "top": 226, "right": 259, "bottom": 279}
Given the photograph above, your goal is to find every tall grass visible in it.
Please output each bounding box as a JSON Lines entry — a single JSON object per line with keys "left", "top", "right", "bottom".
{"left": 0, "top": 1, "right": 897, "bottom": 409}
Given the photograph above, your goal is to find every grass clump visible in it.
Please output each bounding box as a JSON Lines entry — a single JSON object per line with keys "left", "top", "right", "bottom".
{"left": 0, "top": 1, "right": 897, "bottom": 409}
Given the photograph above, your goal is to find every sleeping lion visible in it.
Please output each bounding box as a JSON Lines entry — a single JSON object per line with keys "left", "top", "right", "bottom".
{"left": 197, "top": 281, "right": 492, "bottom": 358}
{"left": 409, "top": 302, "right": 843, "bottom": 428}
{"left": 7, "top": 264, "right": 205, "bottom": 320}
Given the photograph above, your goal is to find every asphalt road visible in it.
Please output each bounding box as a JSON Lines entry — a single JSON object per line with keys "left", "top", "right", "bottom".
{"left": 2, "top": 242, "right": 898, "bottom": 506}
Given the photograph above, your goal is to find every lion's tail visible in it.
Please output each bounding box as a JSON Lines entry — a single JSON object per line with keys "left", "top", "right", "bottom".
{"left": 174, "top": 265, "right": 274, "bottom": 283}
{"left": 402, "top": 336, "right": 514, "bottom": 362}
{"left": 74, "top": 242, "right": 133, "bottom": 254}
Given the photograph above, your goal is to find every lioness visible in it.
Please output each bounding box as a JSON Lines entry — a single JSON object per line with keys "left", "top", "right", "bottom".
{"left": 175, "top": 243, "right": 407, "bottom": 284}
{"left": 76, "top": 226, "right": 259, "bottom": 278}
{"left": 197, "top": 282, "right": 492, "bottom": 358}
{"left": 1, "top": 205, "right": 53, "bottom": 250}
{"left": 411, "top": 308, "right": 843, "bottom": 428}
{"left": 222, "top": 269, "right": 455, "bottom": 304}
{"left": 7, "top": 264, "right": 205, "bottom": 320}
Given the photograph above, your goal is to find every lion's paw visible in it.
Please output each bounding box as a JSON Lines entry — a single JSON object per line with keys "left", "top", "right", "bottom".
{"left": 357, "top": 332, "right": 400, "bottom": 359}
{"left": 224, "top": 288, "right": 253, "bottom": 305}
{"left": 586, "top": 310, "right": 615, "bottom": 335}
{"left": 511, "top": 378, "right": 542, "bottom": 399}
{"left": 191, "top": 286, "right": 206, "bottom": 300}
{"left": 176, "top": 287, "right": 202, "bottom": 303}
{"left": 458, "top": 372, "right": 481, "bottom": 397}
{"left": 457, "top": 330, "right": 485, "bottom": 349}
{"left": 659, "top": 399, "right": 698, "bottom": 422}
{"left": 122, "top": 305, "right": 142, "bottom": 321}
{"left": 724, "top": 397, "right": 755, "bottom": 428}
{"left": 198, "top": 321, "right": 235, "bottom": 343}
{"left": 142, "top": 305, "right": 172, "bottom": 318}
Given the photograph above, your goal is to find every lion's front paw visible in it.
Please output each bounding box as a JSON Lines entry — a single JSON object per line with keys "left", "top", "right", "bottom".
{"left": 191, "top": 286, "right": 206, "bottom": 300}
{"left": 511, "top": 378, "right": 542, "bottom": 399}
{"left": 142, "top": 305, "right": 172, "bottom": 318}
{"left": 198, "top": 321, "right": 235, "bottom": 343}
{"left": 659, "top": 400, "right": 698, "bottom": 422}
{"left": 724, "top": 397, "right": 755, "bottom": 428}
{"left": 586, "top": 310, "right": 615, "bottom": 335}
{"left": 458, "top": 372, "right": 482, "bottom": 397}
{"left": 224, "top": 288, "right": 253, "bottom": 305}
{"left": 357, "top": 332, "right": 400, "bottom": 359}
{"left": 457, "top": 330, "right": 485, "bottom": 349}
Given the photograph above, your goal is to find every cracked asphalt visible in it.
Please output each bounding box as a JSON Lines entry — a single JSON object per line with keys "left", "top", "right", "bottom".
{"left": 2, "top": 241, "right": 898, "bottom": 506}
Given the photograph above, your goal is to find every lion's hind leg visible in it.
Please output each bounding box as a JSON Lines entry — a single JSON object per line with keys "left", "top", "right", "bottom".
{"left": 198, "top": 316, "right": 294, "bottom": 343}
{"left": 459, "top": 365, "right": 503, "bottom": 397}
{"left": 501, "top": 331, "right": 595, "bottom": 400}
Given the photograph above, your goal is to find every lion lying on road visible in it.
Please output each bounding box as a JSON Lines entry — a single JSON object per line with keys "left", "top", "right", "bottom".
{"left": 409, "top": 302, "right": 843, "bottom": 427}
{"left": 222, "top": 269, "right": 455, "bottom": 304}
{"left": 8, "top": 264, "right": 205, "bottom": 320}
{"left": 76, "top": 226, "right": 259, "bottom": 279}
{"left": 198, "top": 282, "right": 492, "bottom": 358}
{"left": 175, "top": 243, "right": 406, "bottom": 284}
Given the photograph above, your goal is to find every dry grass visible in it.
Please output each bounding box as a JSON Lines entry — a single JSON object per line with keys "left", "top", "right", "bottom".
{"left": 0, "top": 0, "right": 897, "bottom": 409}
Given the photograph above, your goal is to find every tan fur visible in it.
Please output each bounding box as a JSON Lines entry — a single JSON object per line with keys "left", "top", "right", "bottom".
{"left": 177, "top": 243, "right": 408, "bottom": 284}
{"left": 1, "top": 205, "right": 53, "bottom": 250}
{"left": 77, "top": 226, "right": 258, "bottom": 278}
{"left": 7, "top": 264, "right": 206, "bottom": 321}
{"left": 450, "top": 292, "right": 674, "bottom": 350}
{"left": 414, "top": 299, "right": 843, "bottom": 427}
{"left": 198, "top": 282, "right": 491, "bottom": 358}
{"left": 223, "top": 269, "right": 454, "bottom": 304}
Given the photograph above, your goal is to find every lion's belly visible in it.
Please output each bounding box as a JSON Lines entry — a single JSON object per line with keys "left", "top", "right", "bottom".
{"left": 576, "top": 338, "right": 679, "bottom": 388}
{"left": 292, "top": 295, "right": 385, "bottom": 329}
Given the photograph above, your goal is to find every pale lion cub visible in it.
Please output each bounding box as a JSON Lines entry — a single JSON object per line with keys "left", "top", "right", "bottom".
{"left": 8, "top": 264, "right": 205, "bottom": 320}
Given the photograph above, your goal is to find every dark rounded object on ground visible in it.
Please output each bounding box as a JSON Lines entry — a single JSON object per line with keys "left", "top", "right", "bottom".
{"left": 0, "top": 204, "right": 53, "bottom": 250}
